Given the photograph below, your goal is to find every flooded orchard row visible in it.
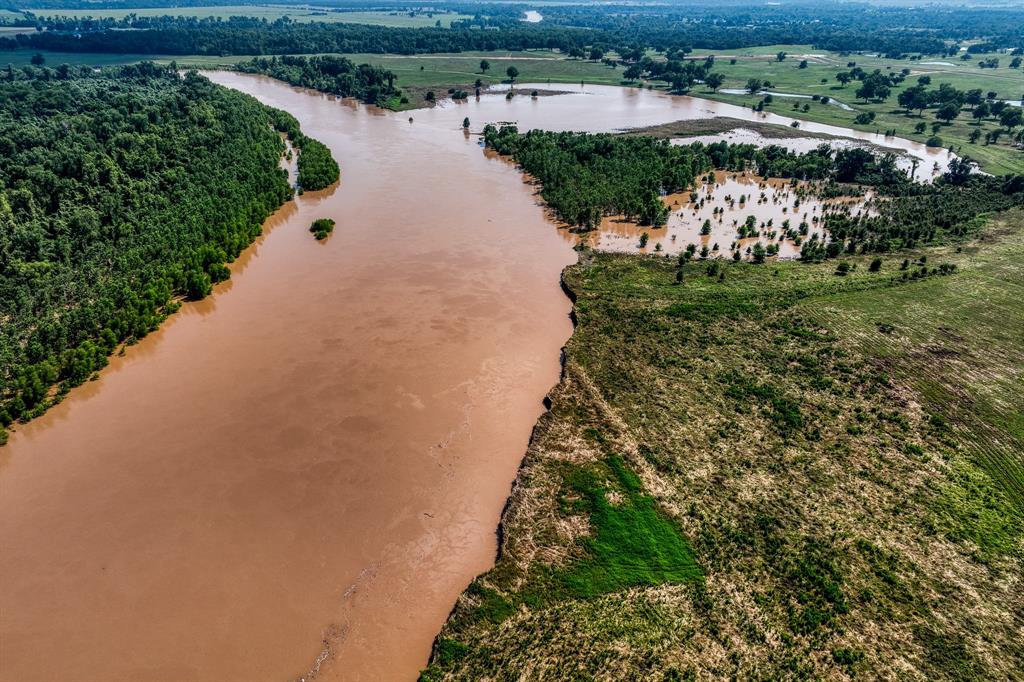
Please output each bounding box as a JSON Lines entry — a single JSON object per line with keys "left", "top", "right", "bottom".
{"left": 0, "top": 77, "right": 943, "bottom": 682}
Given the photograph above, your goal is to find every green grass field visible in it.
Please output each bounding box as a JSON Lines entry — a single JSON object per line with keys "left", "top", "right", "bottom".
{"left": 0, "top": 49, "right": 169, "bottom": 67}
{"left": 426, "top": 210, "right": 1024, "bottom": 680}
{"left": 28, "top": 6, "right": 471, "bottom": 27}
{"left": 345, "top": 50, "right": 620, "bottom": 87}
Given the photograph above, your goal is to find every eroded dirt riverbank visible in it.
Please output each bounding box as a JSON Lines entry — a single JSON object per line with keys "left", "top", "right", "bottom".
{"left": 0, "top": 76, "right": 952, "bottom": 682}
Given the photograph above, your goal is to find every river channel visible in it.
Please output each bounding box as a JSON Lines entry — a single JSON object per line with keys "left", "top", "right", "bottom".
{"left": 0, "top": 76, "right": 951, "bottom": 681}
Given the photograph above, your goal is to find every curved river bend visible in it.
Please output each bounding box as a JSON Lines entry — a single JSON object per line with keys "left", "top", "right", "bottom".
{"left": 0, "top": 76, "right": 950, "bottom": 682}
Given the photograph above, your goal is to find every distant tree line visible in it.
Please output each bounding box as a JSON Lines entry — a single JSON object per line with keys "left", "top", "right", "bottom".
{"left": 6, "top": 3, "right": 1024, "bottom": 60}
{"left": 0, "top": 63, "right": 335, "bottom": 435}
{"left": 2, "top": 16, "right": 596, "bottom": 57}
{"left": 520, "top": 3, "right": 1024, "bottom": 55}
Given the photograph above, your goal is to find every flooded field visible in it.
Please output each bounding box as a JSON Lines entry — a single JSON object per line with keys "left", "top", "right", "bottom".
{"left": 582, "top": 170, "right": 873, "bottom": 258}
{"left": 0, "top": 77, "right": 942, "bottom": 681}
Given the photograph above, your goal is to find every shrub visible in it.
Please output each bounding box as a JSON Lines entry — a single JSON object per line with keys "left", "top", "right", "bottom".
{"left": 309, "top": 217, "right": 336, "bottom": 240}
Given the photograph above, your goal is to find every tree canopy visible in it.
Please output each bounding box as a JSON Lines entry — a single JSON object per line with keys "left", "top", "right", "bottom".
{"left": 0, "top": 63, "right": 333, "bottom": 431}
{"left": 236, "top": 54, "right": 398, "bottom": 106}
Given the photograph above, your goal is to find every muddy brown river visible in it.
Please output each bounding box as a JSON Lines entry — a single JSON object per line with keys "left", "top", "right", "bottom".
{"left": 0, "top": 76, "right": 952, "bottom": 682}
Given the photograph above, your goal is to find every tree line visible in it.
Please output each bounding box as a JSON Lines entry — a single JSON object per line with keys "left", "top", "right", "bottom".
{"left": 3, "top": 16, "right": 595, "bottom": 57}
{"left": 6, "top": 3, "right": 1023, "bottom": 60}
{"left": 483, "top": 126, "right": 912, "bottom": 227}
{"left": 482, "top": 126, "right": 714, "bottom": 228}
{"left": 0, "top": 63, "right": 336, "bottom": 438}
{"left": 236, "top": 55, "right": 399, "bottom": 107}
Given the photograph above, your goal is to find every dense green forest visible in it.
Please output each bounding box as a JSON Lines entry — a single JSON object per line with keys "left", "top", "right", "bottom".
{"left": 296, "top": 137, "right": 339, "bottom": 191}
{"left": 2, "top": 16, "right": 593, "bottom": 56}
{"left": 483, "top": 127, "right": 716, "bottom": 227}
{"left": 483, "top": 126, "right": 1024, "bottom": 252}
{"left": 237, "top": 55, "right": 398, "bottom": 106}
{"left": 254, "top": 104, "right": 338, "bottom": 191}
{"left": 5, "top": 3, "right": 1023, "bottom": 58}
{"left": 0, "top": 63, "right": 332, "bottom": 441}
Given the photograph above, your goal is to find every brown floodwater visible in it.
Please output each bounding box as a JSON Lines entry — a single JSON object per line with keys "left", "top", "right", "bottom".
{"left": 0, "top": 76, "right": 944, "bottom": 682}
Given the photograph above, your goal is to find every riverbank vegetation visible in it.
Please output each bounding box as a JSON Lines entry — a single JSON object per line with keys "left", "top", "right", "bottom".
{"left": 425, "top": 208, "right": 1024, "bottom": 679}
{"left": 0, "top": 63, "right": 335, "bottom": 441}
{"left": 674, "top": 48, "right": 1023, "bottom": 174}
{"left": 295, "top": 137, "right": 339, "bottom": 191}
{"left": 236, "top": 54, "right": 398, "bottom": 106}
{"left": 484, "top": 126, "right": 1024, "bottom": 253}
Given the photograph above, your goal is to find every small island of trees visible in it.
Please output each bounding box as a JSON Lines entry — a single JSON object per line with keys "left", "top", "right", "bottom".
{"left": 309, "top": 218, "right": 336, "bottom": 240}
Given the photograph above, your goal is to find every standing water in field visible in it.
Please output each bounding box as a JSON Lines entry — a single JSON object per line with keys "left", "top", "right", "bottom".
{"left": 583, "top": 170, "right": 874, "bottom": 259}
{"left": 0, "top": 76, "right": 947, "bottom": 682}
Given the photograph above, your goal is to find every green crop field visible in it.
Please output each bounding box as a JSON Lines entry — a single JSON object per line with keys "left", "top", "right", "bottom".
{"left": 344, "top": 51, "right": 620, "bottom": 87}
{"left": 426, "top": 209, "right": 1024, "bottom": 680}
{"left": 28, "top": 6, "right": 471, "bottom": 27}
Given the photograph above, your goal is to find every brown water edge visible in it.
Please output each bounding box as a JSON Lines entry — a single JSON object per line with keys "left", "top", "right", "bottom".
{"left": 0, "top": 74, "right": 576, "bottom": 682}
